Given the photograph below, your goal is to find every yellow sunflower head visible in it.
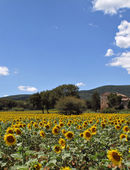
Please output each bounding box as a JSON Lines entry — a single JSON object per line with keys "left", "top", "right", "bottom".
{"left": 107, "top": 149, "right": 122, "bottom": 166}
{"left": 120, "top": 134, "right": 128, "bottom": 141}
{"left": 52, "top": 126, "right": 60, "bottom": 135}
{"left": 39, "top": 122, "right": 43, "bottom": 127}
{"left": 44, "top": 124, "right": 50, "bottom": 130}
{"left": 59, "top": 138, "right": 66, "bottom": 146}
{"left": 27, "top": 123, "right": 31, "bottom": 129}
{"left": 40, "top": 130, "right": 45, "bottom": 138}
{"left": 4, "top": 134, "right": 16, "bottom": 146}
{"left": 65, "top": 131, "right": 74, "bottom": 140}
{"left": 83, "top": 130, "right": 92, "bottom": 141}
{"left": 22, "top": 124, "right": 26, "bottom": 128}
{"left": 62, "top": 129, "right": 67, "bottom": 135}
{"left": 15, "top": 128, "right": 22, "bottom": 135}
{"left": 60, "top": 167, "right": 71, "bottom": 170}
{"left": 33, "top": 122, "right": 38, "bottom": 128}
{"left": 123, "top": 126, "right": 129, "bottom": 133}
{"left": 90, "top": 126, "right": 97, "bottom": 135}
{"left": 6, "top": 127, "right": 14, "bottom": 134}
{"left": 54, "top": 145, "right": 62, "bottom": 154}
{"left": 34, "top": 163, "right": 42, "bottom": 170}
{"left": 101, "top": 123, "right": 106, "bottom": 128}
{"left": 80, "top": 133, "right": 84, "bottom": 138}
{"left": 115, "top": 125, "right": 121, "bottom": 130}
{"left": 59, "top": 122, "right": 64, "bottom": 127}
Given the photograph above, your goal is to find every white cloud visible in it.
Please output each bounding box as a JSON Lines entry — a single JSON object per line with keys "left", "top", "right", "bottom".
{"left": 115, "top": 20, "right": 130, "bottom": 48}
{"left": 18, "top": 86, "right": 38, "bottom": 92}
{"left": 0, "top": 66, "right": 9, "bottom": 76}
{"left": 88, "top": 23, "right": 98, "bottom": 28}
{"left": 105, "top": 49, "right": 114, "bottom": 56}
{"left": 93, "top": 0, "right": 130, "bottom": 15}
{"left": 108, "top": 51, "right": 130, "bottom": 74}
{"left": 3, "top": 95, "right": 8, "bottom": 97}
{"left": 76, "top": 82, "right": 86, "bottom": 87}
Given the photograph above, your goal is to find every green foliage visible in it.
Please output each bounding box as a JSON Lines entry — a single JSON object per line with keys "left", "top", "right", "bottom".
{"left": 127, "top": 100, "right": 130, "bottom": 109}
{"left": 53, "top": 84, "right": 79, "bottom": 99}
{"left": 85, "top": 100, "right": 92, "bottom": 109}
{"left": 1, "top": 94, "right": 31, "bottom": 101}
{"left": 0, "top": 99, "right": 17, "bottom": 110}
{"left": 91, "top": 92, "right": 100, "bottom": 112}
{"left": 29, "top": 93, "right": 42, "bottom": 110}
{"left": 101, "top": 108, "right": 118, "bottom": 113}
{"left": 40, "top": 90, "right": 52, "bottom": 113}
{"left": 55, "top": 96, "right": 86, "bottom": 115}
{"left": 108, "top": 93, "right": 122, "bottom": 110}
{"left": 79, "top": 85, "right": 130, "bottom": 100}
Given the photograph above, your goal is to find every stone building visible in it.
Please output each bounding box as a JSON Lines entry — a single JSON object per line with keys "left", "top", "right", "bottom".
{"left": 100, "top": 92, "right": 130, "bottom": 110}
{"left": 100, "top": 92, "right": 111, "bottom": 110}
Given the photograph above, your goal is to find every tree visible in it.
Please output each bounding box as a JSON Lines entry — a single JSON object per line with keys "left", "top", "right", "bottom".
{"left": 40, "top": 90, "right": 52, "bottom": 113}
{"left": 55, "top": 96, "right": 86, "bottom": 115}
{"left": 29, "top": 93, "right": 42, "bottom": 111}
{"left": 39, "top": 84, "right": 80, "bottom": 111}
{"left": 86, "top": 100, "right": 92, "bottom": 109}
{"left": 53, "top": 84, "right": 79, "bottom": 99}
{"left": 108, "top": 93, "right": 122, "bottom": 110}
{"left": 0, "top": 99, "right": 17, "bottom": 110}
{"left": 127, "top": 100, "right": 130, "bottom": 109}
{"left": 91, "top": 91, "right": 100, "bottom": 112}
{"left": 29, "top": 84, "right": 80, "bottom": 113}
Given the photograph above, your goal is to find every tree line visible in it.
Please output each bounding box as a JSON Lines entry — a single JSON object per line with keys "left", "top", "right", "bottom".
{"left": 0, "top": 84, "right": 101, "bottom": 114}
{"left": 1, "top": 84, "right": 129, "bottom": 114}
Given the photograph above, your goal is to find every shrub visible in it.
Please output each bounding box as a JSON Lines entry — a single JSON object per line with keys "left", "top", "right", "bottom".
{"left": 55, "top": 96, "right": 86, "bottom": 115}
{"left": 101, "top": 108, "right": 118, "bottom": 113}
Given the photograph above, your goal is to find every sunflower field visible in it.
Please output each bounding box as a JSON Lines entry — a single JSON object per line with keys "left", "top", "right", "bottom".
{"left": 0, "top": 112, "right": 129, "bottom": 170}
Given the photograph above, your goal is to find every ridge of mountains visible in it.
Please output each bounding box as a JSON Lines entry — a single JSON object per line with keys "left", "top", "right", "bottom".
{"left": 1, "top": 85, "right": 130, "bottom": 101}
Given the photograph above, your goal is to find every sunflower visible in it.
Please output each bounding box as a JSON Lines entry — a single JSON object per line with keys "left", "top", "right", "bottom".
{"left": 120, "top": 134, "right": 128, "bottom": 141}
{"left": 67, "top": 122, "right": 71, "bottom": 127}
{"left": 66, "top": 145, "right": 70, "bottom": 151}
{"left": 59, "top": 138, "right": 66, "bottom": 149}
{"left": 62, "top": 129, "right": 67, "bottom": 135}
{"left": 107, "top": 149, "right": 122, "bottom": 166}
{"left": 83, "top": 130, "right": 91, "bottom": 141}
{"left": 33, "top": 122, "right": 38, "bottom": 128}
{"left": 52, "top": 126, "right": 60, "bottom": 135}
{"left": 22, "top": 124, "right": 26, "bottom": 128}
{"left": 15, "top": 128, "right": 22, "bottom": 135}
{"left": 60, "top": 167, "right": 71, "bottom": 170}
{"left": 4, "top": 134, "right": 16, "bottom": 146}
{"left": 90, "top": 126, "right": 97, "bottom": 135}
{"left": 123, "top": 126, "right": 129, "bottom": 133}
{"left": 55, "top": 125, "right": 60, "bottom": 129}
{"left": 101, "top": 123, "right": 106, "bottom": 128}
{"left": 18, "top": 124, "right": 23, "bottom": 128}
{"left": 27, "top": 123, "right": 31, "bottom": 129}
{"left": 115, "top": 125, "right": 121, "bottom": 130}
{"left": 40, "top": 130, "right": 45, "bottom": 138}
{"left": 6, "top": 127, "right": 14, "bottom": 134}
{"left": 59, "top": 122, "right": 64, "bottom": 127}
{"left": 44, "top": 124, "right": 50, "bottom": 130}
{"left": 65, "top": 131, "right": 74, "bottom": 140}
{"left": 89, "top": 120, "right": 93, "bottom": 124}
{"left": 80, "top": 133, "right": 84, "bottom": 137}
{"left": 77, "top": 125, "right": 82, "bottom": 129}
{"left": 54, "top": 145, "right": 62, "bottom": 154}
{"left": 39, "top": 122, "right": 43, "bottom": 127}
{"left": 34, "top": 163, "right": 42, "bottom": 170}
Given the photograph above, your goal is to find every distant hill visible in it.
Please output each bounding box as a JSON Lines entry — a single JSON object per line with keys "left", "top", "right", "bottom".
{"left": 1, "top": 85, "right": 130, "bottom": 101}
{"left": 79, "top": 85, "right": 130, "bottom": 100}
{"left": 1, "top": 94, "right": 31, "bottom": 101}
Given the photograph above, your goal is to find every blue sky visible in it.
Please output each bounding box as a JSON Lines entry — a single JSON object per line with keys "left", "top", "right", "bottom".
{"left": 0, "top": 0, "right": 130, "bottom": 97}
